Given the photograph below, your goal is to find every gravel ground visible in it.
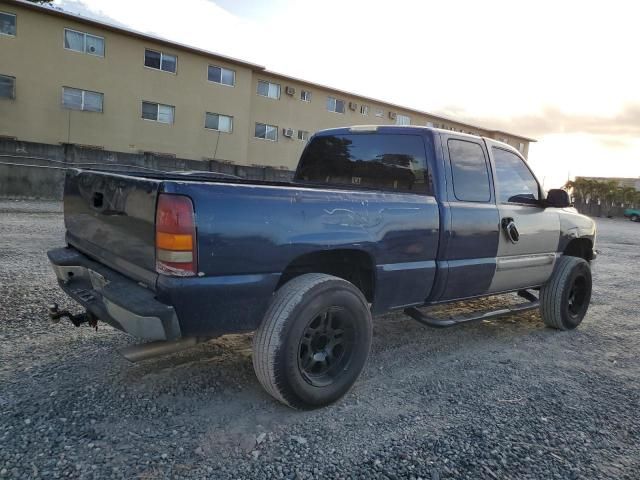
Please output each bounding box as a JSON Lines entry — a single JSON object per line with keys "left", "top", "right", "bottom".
{"left": 1, "top": 199, "right": 639, "bottom": 479}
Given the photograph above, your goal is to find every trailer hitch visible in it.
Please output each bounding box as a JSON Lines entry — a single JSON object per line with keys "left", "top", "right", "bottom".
{"left": 48, "top": 303, "right": 98, "bottom": 329}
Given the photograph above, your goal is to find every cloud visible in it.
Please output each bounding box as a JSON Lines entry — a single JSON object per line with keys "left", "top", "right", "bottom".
{"left": 437, "top": 104, "right": 640, "bottom": 142}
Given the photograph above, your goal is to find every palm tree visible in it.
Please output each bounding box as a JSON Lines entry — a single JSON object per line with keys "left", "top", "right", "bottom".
{"left": 621, "top": 187, "right": 636, "bottom": 207}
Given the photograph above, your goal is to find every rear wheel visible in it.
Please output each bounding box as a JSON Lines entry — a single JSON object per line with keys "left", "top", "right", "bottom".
{"left": 252, "top": 274, "right": 372, "bottom": 409}
{"left": 540, "top": 256, "right": 592, "bottom": 330}
{"left": 631, "top": 214, "right": 639, "bottom": 222}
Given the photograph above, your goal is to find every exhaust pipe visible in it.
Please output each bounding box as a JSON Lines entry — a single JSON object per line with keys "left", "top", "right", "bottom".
{"left": 119, "top": 337, "right": 203, "bottom": 362}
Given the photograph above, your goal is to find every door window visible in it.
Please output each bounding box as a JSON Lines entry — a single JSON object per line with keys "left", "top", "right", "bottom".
{"left": 492, "top": 148, "right": 539, "bottom": 205}
{"left": 448, "top": 139, "right": 491, "bottom": 202}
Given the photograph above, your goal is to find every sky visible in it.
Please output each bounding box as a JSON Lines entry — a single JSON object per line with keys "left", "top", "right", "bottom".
{"left": 54, "top": 0, "right": 640, "bottom": 188}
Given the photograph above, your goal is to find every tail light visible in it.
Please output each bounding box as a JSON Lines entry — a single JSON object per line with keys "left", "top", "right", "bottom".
{"left": 155, "top": 194, "right": 197, "bottom": 276}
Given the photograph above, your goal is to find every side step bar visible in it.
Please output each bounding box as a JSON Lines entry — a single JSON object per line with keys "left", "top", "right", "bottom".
{"left": 404, "top": 290, "right": 540, "bottom": 329}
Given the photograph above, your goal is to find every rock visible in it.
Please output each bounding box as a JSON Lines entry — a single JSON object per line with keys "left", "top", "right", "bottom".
{"left": 290, "top": 436, "right": 307, "bottom": 445}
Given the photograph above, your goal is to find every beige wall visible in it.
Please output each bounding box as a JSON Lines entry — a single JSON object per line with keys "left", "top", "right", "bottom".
{"left": 0, "top": 1, "right": 532, "bottom": 170}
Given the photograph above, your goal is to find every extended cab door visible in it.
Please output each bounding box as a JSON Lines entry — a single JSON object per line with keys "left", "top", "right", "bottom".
{"left": 430, "top": 135, "right": 501, "bottom": 301}
{"left": 484, "top": 141, "right": 559, "bottom": 292}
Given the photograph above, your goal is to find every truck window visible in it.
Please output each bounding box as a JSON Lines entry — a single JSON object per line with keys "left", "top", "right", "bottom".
{"left": 492, "top": 147, "right": 540, "bottom": 205}
{"left": 296, "top": 134, "right": 430, "bottom": 194}
{"left": 448, "top": 139, "right": 491, "bottom": 202}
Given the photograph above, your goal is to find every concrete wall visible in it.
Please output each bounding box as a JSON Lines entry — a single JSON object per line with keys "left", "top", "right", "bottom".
{"left": 0, "top": 139, "right": 294, "bottom": 200}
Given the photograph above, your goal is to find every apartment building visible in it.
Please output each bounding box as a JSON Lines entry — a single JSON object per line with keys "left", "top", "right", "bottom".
{"left": 0, "top": 0, "right": 535, "bottom": 170}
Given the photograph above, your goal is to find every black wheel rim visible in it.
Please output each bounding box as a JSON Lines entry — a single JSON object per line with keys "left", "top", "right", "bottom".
{"left": 298, "top": 307, "right": 355, "bottom": 387}
{"left": 567, "top": 275, "right": 588, "bottom": 317}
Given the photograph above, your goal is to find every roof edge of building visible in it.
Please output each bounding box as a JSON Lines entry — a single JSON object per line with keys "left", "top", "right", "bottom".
{"left": 4, "top": 0, "right": 266, "bottom": 71}
{"left": 4, "top": 0, "right": 536, "bottom": 143}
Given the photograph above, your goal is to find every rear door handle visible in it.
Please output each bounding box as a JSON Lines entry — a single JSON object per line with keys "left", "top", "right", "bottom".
{"left": 501, "top": 217, "right": 520, "bottom": 243}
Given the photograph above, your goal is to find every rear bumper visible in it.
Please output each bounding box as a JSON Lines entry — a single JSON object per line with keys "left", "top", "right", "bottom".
{"left": 47, "top": 247, "right": 181, "bottom": 341}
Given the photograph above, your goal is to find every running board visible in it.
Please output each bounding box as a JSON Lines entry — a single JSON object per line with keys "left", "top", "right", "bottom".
{"left": 404, "top": 290, "right": 540, "bottom": 329}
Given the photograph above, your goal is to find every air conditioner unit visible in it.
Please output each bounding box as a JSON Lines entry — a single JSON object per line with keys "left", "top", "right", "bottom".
{"left": 285, "top": 86, "right": 296, "bottom": 96}
{"left": 348, "top": 102, "right": 357, "bottom": 111}
{"left": 283, "top": 128, "right": 294, "bottom": 138}
{"left": 388, "top": 111, "right": 397, "bottom": 120}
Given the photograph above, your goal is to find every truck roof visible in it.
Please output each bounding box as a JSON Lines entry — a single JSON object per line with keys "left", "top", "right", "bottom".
{"left": 313, "top": 125, "right": 524, "bottom": 157}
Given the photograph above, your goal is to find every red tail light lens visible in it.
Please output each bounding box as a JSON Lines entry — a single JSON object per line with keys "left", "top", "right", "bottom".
{"left": 155, "top": 194, "right": 197, "bottom": 276}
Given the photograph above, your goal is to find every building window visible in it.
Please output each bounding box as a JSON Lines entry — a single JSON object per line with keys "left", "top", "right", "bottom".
{"left": 144, "top": 49, "right": 177, "bottom": 73}
{"left": 0, "top": 12, "right": 16, "bottom": 36}
{"left": 298, "top": 130, "right": 309, "bottom": 141}
{"left": 62, "top": 87, "right": 103, "bottom": 112}
{"left": 64, "top": 28, "right": 104, "bottom": 57}
{"left": 300, "top": 90, "right": 312, "bottom": 102}
{"left": 257, "top": 80, "right": 280, "bottom": 99}
{"left": 0, "top": 74, "right": 15, "bottom": 99}
{"left": 396, "top": 114, "right": 411, "bottom": 125}
{"left": 141, "top": 101, "right": 174, "bottom": 124}
{"left": 327, "top": 96, "right": 345, "bottom": 114}
{"left": 374, "top": 109, "right": 384, "bottom": 118}
{"left": 205, "top": 112, "right": 233, "bottom": 133}
{"left": 518, "top": 142, "right": 525, "bottom": 153}
{"left": 360, "top": 105, "right": 369, "bottom": 116}
{"left": 208, "top": 65, "right": 235, "bottom": 86}
{"left": 255, "top": 122, "right": 278, "bottom": 141}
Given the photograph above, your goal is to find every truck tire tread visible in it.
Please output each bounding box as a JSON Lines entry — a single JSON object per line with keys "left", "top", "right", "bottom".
{"left": 253, "top": 273, "right": 350, "bottom": 408}
{"left": 540, "top": 255, "right": 590, "bottom": 330}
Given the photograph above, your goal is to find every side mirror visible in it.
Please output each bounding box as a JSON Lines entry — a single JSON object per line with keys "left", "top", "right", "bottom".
{"left": 546, "top": 189, "right": 571, "bottom": 208}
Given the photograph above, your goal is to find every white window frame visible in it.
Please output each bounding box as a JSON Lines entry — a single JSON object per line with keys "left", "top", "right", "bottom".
{"left": 144, "top": 48, "right": 177, "bottom": 74}
{"left": 62, "top": 87, "right": 103, "bottom": 112}
{"left": 327, "top": 96, "right": 345, "bottom": 114}
{"left": 297, "top": 130, "right": 309, "bottom": 141}
{"left": 141, "top": 101, "right": 175, "bottom": 124}
{"left": 255, "top": 122, "right": 278, "bottom": 142}
{"left": 0, "top": 74, "right": 16, "bottom": 99}
{"left": 360, "top": 105, "right": 369, "bottom": 116}
{"left": 0, "top": 11, "right": 16, "bottom": 37}
{"left": 257, "top": 80, "right": 281, "bottom": 99}
{"left": 300, "top": 90, "right": 312, "bottom": 102}
{"left": 63, "top": 28, "right": 105, "bottom": 57}
{"left": 207, "top": 65, "right": 235, "bottom": 87}
{"left": 204, "top": 112, "right": 233, "bottom": 133}
{"left": 396, "top": 114, "right": 411, "bottom": 126}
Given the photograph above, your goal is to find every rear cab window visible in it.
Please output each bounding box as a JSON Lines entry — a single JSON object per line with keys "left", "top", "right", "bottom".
{"left": 447, "top": 139, "right": 491, "bottom": 202}
{"left": 295, "top": 133, "right": 431, "bottom": 194}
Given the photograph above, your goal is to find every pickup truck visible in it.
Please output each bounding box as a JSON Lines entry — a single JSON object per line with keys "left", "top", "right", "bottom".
{"left": 623, "top": 208, "right": 640, "bottom": 222}
{"left": 48, "top": 126, "right": 596, "bottom": 409}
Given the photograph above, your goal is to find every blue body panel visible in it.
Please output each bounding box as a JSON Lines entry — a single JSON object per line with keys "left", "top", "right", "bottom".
{"left": 160, "top": 181, "right": 440, "bottom": 333}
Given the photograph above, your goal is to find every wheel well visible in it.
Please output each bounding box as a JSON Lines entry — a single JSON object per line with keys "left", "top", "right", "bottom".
{"left": 563, "top": 238, "right": 594, "bottom": 261}
{"left": 277, "top": 249, "right": 375, "bottom": 302}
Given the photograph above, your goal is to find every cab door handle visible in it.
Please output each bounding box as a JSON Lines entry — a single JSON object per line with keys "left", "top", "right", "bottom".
{"left": 501, "top": 217, "right": 520, "bottom": 243}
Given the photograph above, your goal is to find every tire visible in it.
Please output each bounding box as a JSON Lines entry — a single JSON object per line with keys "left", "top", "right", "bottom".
{"left": 540, "top": 256, "right": 592, "bottom": 330}
{"left": 631, "top": 214, "right": 639, "bottom": 222}
{"left": 253, "top": 273, "right": 372, "bottom": 409}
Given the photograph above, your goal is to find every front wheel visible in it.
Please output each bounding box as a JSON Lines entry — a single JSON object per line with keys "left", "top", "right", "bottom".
{"left": 540, "top": 256, "right": 592, "bottom": 330}
{"left": 631, "top": 214, "right": 639, "bottom": 222}
{"left": 252, "top": 274, "right": 372, "bottom": 409}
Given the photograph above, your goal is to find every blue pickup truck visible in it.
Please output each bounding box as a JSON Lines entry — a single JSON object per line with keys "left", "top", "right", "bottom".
{"left": 48, "top": 126, "right": 596, "bottom": 409}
